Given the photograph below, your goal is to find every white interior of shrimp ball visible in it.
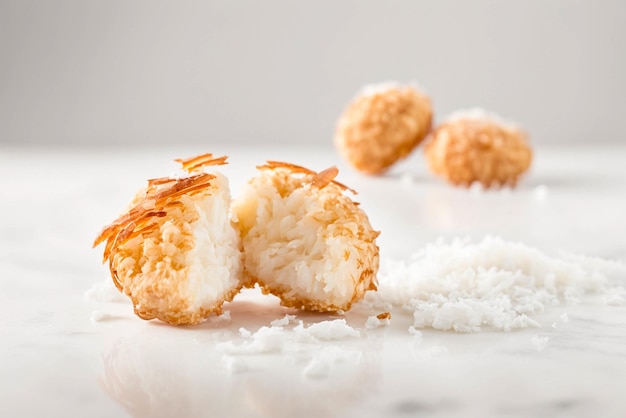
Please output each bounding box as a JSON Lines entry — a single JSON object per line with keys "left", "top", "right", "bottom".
{"left": 183, "top": 173, "right": 242, "bottom": 310}
{"left": 234, "top": 175, "right": 370, "bottom": 309}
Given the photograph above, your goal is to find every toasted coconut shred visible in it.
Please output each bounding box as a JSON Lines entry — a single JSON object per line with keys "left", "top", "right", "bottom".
{"left": 232, "top": 162, "right": 380, "bottom": 312}
{"left": 93, "top": 154, "right": 243, "bottom": 325}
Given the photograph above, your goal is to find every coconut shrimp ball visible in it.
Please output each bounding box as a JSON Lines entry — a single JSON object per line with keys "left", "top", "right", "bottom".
{"left": 232, "top": 162, "right": 380, "bottom": 312}
{"left": 335, "top": 82, "right": 433, "bottom": 174}
{"left": 425, "top": 109, "right": 533, "bottom": 187}
{"left": 93, "top": 154, "right": 243, "bottom": 325}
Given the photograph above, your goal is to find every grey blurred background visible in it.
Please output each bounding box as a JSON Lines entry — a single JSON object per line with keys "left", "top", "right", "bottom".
{"left": 1, "top": 0, "right": 624, "bottom": 147}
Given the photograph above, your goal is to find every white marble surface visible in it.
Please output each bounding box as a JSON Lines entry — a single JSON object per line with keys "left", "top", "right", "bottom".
{"left": 1, "top": 144, "right": 625, "bottom": 418}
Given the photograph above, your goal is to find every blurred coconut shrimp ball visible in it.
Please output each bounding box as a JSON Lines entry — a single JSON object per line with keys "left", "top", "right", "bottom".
{"left": 232, "top": 162, "right": 380, "bottom": 312}
{"left": 93, "top": 153, "right": 243, "bottom": 325}
{"left": 335, "top": 82, "right": 433, "bottom": 174}
{"left": 425, "top": 109, "right": 533, "bottom": 188}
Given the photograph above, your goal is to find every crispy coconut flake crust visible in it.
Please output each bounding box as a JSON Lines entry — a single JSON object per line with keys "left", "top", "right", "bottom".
{"left": 257, "top": 161, "right": 357, "bottom": 194}
{"left": 234, "top": 162, "right": 380, "bottom": 312}
{"left": 94, "top": 173, "right": 217, "bottom": 263}
{"left": 425, "top": 113, "right": 532, "bottom": 187}
{"left": 335, "top": 83, "right": 433, "bottom": 174}
{"left": 93, "top": 154, "right": 242, "bottom": 325}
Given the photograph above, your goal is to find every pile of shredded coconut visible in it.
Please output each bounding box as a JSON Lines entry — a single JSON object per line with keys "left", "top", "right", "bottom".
{"left": 363, "top": 236, "right": 626, "bottom": 333}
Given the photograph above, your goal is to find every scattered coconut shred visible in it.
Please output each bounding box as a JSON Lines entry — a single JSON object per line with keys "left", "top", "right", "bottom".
{"left": 362, "top": 236, "right": 626, "bottom": 333}
{"left": 217, "top": 318, "right": 360, "bottom": 355}
{"left": 84, "top": 280, "right": 128, "bottom": 303}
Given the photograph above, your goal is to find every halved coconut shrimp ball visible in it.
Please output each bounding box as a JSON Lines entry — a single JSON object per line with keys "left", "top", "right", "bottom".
{"left": 93, "top": 153, "right": 243, "bottom": 325}
{"left": 232, "top": 162, "right": 380, "bottom": 312}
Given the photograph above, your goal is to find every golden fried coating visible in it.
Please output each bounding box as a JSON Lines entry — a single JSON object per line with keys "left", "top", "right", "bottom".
{"left": 335, "top": 83, "right": 433, "bottom": 174}
{"left": 425, "top": 111, "right": 533, "bottom": 187}
{"left": 233, "top": 162, "right": 380, "bottom": 312}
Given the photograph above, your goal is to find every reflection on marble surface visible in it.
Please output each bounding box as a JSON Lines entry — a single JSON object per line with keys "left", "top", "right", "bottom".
{"left": 93, "top": 292, "right": 626, "bottom": 418}
{"left": 99, "top": 294, "right": 382, "bottom": 418}
{"left": 1, "top": 145, "right": 626, "bottom": 417}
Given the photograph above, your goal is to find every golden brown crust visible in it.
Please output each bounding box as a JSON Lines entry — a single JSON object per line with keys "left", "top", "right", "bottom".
{"left": 425, "top": 116, "right": 532, "bottom": 187}
{"left": 335, "top": 84, "right": 433, "bottom": 174}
